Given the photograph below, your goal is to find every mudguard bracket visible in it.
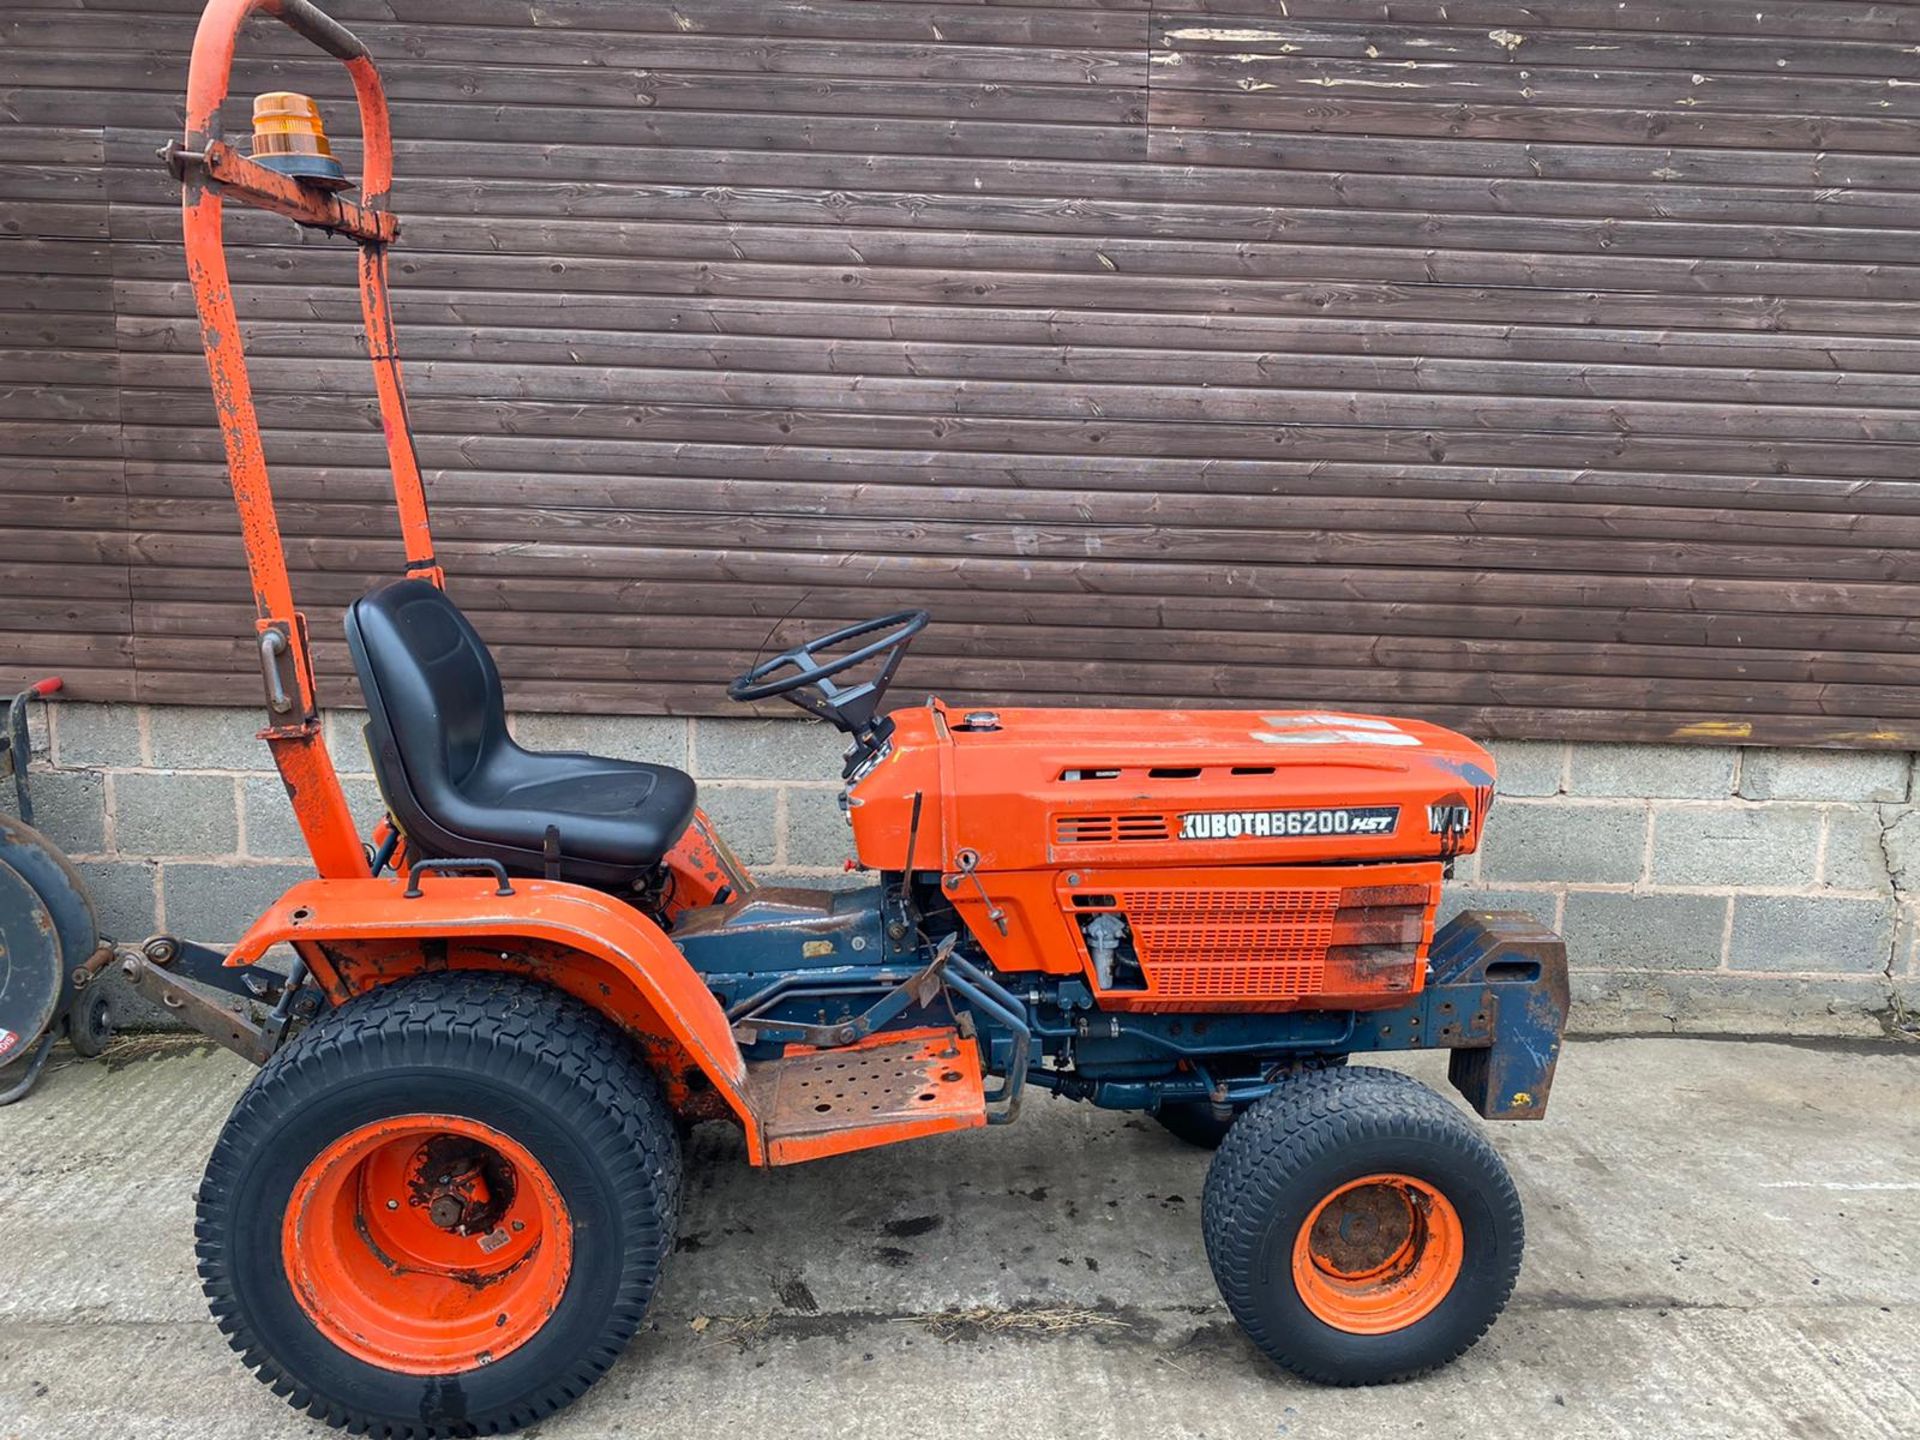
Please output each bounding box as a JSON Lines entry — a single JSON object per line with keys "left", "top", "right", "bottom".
{"left": 1349, "top": 910, "right": 1570, "bottom": 1120}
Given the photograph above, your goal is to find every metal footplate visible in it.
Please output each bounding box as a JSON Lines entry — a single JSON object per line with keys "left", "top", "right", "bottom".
{"left": 747, "top": 1025, "right": 987, "bottom": 1165}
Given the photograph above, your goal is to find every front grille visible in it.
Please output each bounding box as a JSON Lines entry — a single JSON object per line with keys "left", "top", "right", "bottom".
{"left": 1070, "top": 876, "right": 1440, "bottom": 1009}
{"left": 1118, "top": 886, "right": 1340, "bottom": 996}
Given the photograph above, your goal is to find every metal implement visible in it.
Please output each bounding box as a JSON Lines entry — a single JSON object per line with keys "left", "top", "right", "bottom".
{"left": 0, "top": 859, "right": 62, "bottom": 1099}
{"left": 0, "top": 721, "right": 112, "bottom": 1105}
{"left": 0, "top": 678, "right": 61, "bottom": 825}
{"left": 116, "top": 935, "right": 302, "bottom": 1068}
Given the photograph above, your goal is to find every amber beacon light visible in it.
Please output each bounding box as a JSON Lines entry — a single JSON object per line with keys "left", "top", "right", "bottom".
{"left": 249, "top": 90, "right": 350, "bottom": 189}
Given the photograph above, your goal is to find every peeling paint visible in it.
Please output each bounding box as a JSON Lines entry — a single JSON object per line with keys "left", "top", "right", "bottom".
{"left": 1165, "top": 26, "right": 1294, "bottom": 43}
{"left": 1300, "top": 77, "right": 1427, "bottom": 90}
{"left": 1488, "top": 29, "right": 1526, "bottom": 53}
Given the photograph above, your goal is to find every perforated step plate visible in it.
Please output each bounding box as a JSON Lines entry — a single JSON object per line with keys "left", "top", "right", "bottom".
{"left": 748, "top": 1026, "right": 986, "bottom": 1165}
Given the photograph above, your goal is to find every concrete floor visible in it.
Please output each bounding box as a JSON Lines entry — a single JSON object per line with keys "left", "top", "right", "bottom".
{"left": 1, "top": 1035, "right": 1916, "bottom": 1440}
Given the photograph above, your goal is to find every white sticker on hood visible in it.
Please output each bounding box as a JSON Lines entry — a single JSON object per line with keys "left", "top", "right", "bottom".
{"left": 1253, "top": 715, "right": 1422, "bottom": 747}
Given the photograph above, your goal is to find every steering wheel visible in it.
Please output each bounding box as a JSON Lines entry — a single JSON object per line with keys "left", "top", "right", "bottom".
{"left": 727, "top": 610, "right": 929, "bottom": 750}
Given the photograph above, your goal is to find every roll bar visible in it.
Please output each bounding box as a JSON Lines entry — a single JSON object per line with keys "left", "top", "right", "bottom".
{"left": 168, "top": 0, "right": 438, "bottom": 878}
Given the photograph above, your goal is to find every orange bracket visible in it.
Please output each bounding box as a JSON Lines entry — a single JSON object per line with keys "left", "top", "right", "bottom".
{"left": 165, "top": 140, "right": 400, "bottom": 242}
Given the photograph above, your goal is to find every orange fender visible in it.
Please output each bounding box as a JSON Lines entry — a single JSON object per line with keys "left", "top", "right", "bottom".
{"left": 229, "top": 875, "right": 758, "bottom": 1148}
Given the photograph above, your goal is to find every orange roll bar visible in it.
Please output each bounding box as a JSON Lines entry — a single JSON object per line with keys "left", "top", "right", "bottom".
{"left": 175, "top": 0, "right": 437, "bottom": 879}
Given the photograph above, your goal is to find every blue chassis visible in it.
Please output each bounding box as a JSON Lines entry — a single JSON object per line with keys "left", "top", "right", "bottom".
{"left": 675, "top": 884, "right": 1570, "bottom": 1124}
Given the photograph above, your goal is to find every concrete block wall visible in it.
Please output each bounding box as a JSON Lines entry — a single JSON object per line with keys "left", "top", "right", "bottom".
{"left": 1449, "top": 740, "right": 1918, "bottom": 1037}
{"left": 6, "top": 702, "right": 1917, "bottom": 1037}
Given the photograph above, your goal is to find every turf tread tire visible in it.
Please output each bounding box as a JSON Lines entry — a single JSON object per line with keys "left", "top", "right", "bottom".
{"left": 196, "top": 971, "right": 681, "bottom": 1437}
{"left": 1202, "top": 1065, "right": 1523, "bottom": 1386}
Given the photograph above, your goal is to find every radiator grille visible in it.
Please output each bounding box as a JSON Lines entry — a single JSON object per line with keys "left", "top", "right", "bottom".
{"left": 1071, "top": 877, "right": 1440, "bottom": 1008}
{"left": 1054, "top": 813, "right": 1173, "bottom": 845}
{"left": 1117, "top": 886, "right": 1341, "bottom": 997}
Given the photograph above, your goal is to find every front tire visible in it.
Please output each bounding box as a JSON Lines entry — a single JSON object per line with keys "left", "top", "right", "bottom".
{"left": 196, "top": 972, "right": 681, "bottom": 1437}
{"left": 1202, "top": 1066, "right": 1522, "bottom": 1385}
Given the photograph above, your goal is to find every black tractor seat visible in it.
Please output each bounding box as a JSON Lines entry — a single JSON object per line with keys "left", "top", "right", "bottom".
{"left": 345, "top": 579, "right": 696, "bottom": 887}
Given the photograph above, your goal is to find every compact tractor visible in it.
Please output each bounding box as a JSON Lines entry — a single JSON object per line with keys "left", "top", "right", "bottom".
{"left": 136, "top": 2, "right": 1572, "bottom": 1433}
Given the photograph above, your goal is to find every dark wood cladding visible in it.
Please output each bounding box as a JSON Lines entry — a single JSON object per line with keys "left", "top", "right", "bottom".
{"left": 5, "top": 0, "right": 1920, "bottom": 747}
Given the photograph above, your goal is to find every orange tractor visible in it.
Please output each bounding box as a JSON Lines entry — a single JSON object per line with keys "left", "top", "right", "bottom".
{"left": 149, "top": 3, "right": 1571, "bottom": 1434}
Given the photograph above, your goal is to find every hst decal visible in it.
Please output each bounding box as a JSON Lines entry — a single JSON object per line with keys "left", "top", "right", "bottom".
{"left": 1179, "top": 806, "right": 1400, "bottom": 841}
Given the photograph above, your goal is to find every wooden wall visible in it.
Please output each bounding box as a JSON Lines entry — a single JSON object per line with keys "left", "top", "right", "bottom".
{"left": 5, "top": 0, "right": 1920, "bottom": 746}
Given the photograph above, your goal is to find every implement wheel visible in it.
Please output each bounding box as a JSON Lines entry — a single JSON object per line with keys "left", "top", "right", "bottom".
{"left": 1202, "top": 1066, "right": 1522, "bottom": 1385}
{"left": 196, "top": 972, "right": 681, "bottom": 1437}
{"left": 65, "top": 984, "right": 113, "bottom": 1058}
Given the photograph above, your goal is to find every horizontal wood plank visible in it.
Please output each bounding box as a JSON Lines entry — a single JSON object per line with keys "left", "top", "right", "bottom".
{"left": 5, "top": 0, "right": 1918, "bottom": 744}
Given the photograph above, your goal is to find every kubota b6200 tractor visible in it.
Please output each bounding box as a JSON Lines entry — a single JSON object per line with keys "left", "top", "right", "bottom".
{"left": 145, "top": 3, "right": 1571, "bottom": 1433}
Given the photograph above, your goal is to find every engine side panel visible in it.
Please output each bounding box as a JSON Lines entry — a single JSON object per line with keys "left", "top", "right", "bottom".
{"left": 850, "top": 702, "right": 1494, "bottom": 1010}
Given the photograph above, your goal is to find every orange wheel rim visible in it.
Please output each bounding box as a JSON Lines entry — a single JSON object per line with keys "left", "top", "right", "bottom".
{"left": 1292, "top": 1172, "right": 1464, "bottom": 1335}
{"left": 282, "top": 1114, "right": 573, "bottom": 1375}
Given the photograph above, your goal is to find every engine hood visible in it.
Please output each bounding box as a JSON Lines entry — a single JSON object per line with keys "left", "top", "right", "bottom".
{"left": 848, "top": 703, "right": 1497, "bottom": 872}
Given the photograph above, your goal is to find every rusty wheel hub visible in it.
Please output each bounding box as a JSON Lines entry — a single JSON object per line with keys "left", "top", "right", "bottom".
{"left": 408, "top": 1134, "right": 515, "bottom": 1236}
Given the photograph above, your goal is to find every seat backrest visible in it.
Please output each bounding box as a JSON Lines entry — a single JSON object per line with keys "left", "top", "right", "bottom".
{"left": 345, "top": 579, "right": 508, "bottom": 820}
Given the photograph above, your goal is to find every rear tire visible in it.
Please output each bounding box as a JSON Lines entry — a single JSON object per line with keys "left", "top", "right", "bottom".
{"left": 1202, "top": 1066, "right": 1522, "bottom": 1385}
{"left": 196, "top": 971, "right": 681, "bottom": 1437}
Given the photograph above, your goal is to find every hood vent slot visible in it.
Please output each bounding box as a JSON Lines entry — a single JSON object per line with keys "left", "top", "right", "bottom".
{"left": 1055, "top": 813, "right": 1172, "bottom": 845}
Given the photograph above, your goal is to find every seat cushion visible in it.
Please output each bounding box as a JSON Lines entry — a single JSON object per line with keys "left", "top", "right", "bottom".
{"left": 346, "top": 579, "right": 696, "bottom": 885}
{"left": 456, "top": 747, "right": 698, "bottom": 871}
